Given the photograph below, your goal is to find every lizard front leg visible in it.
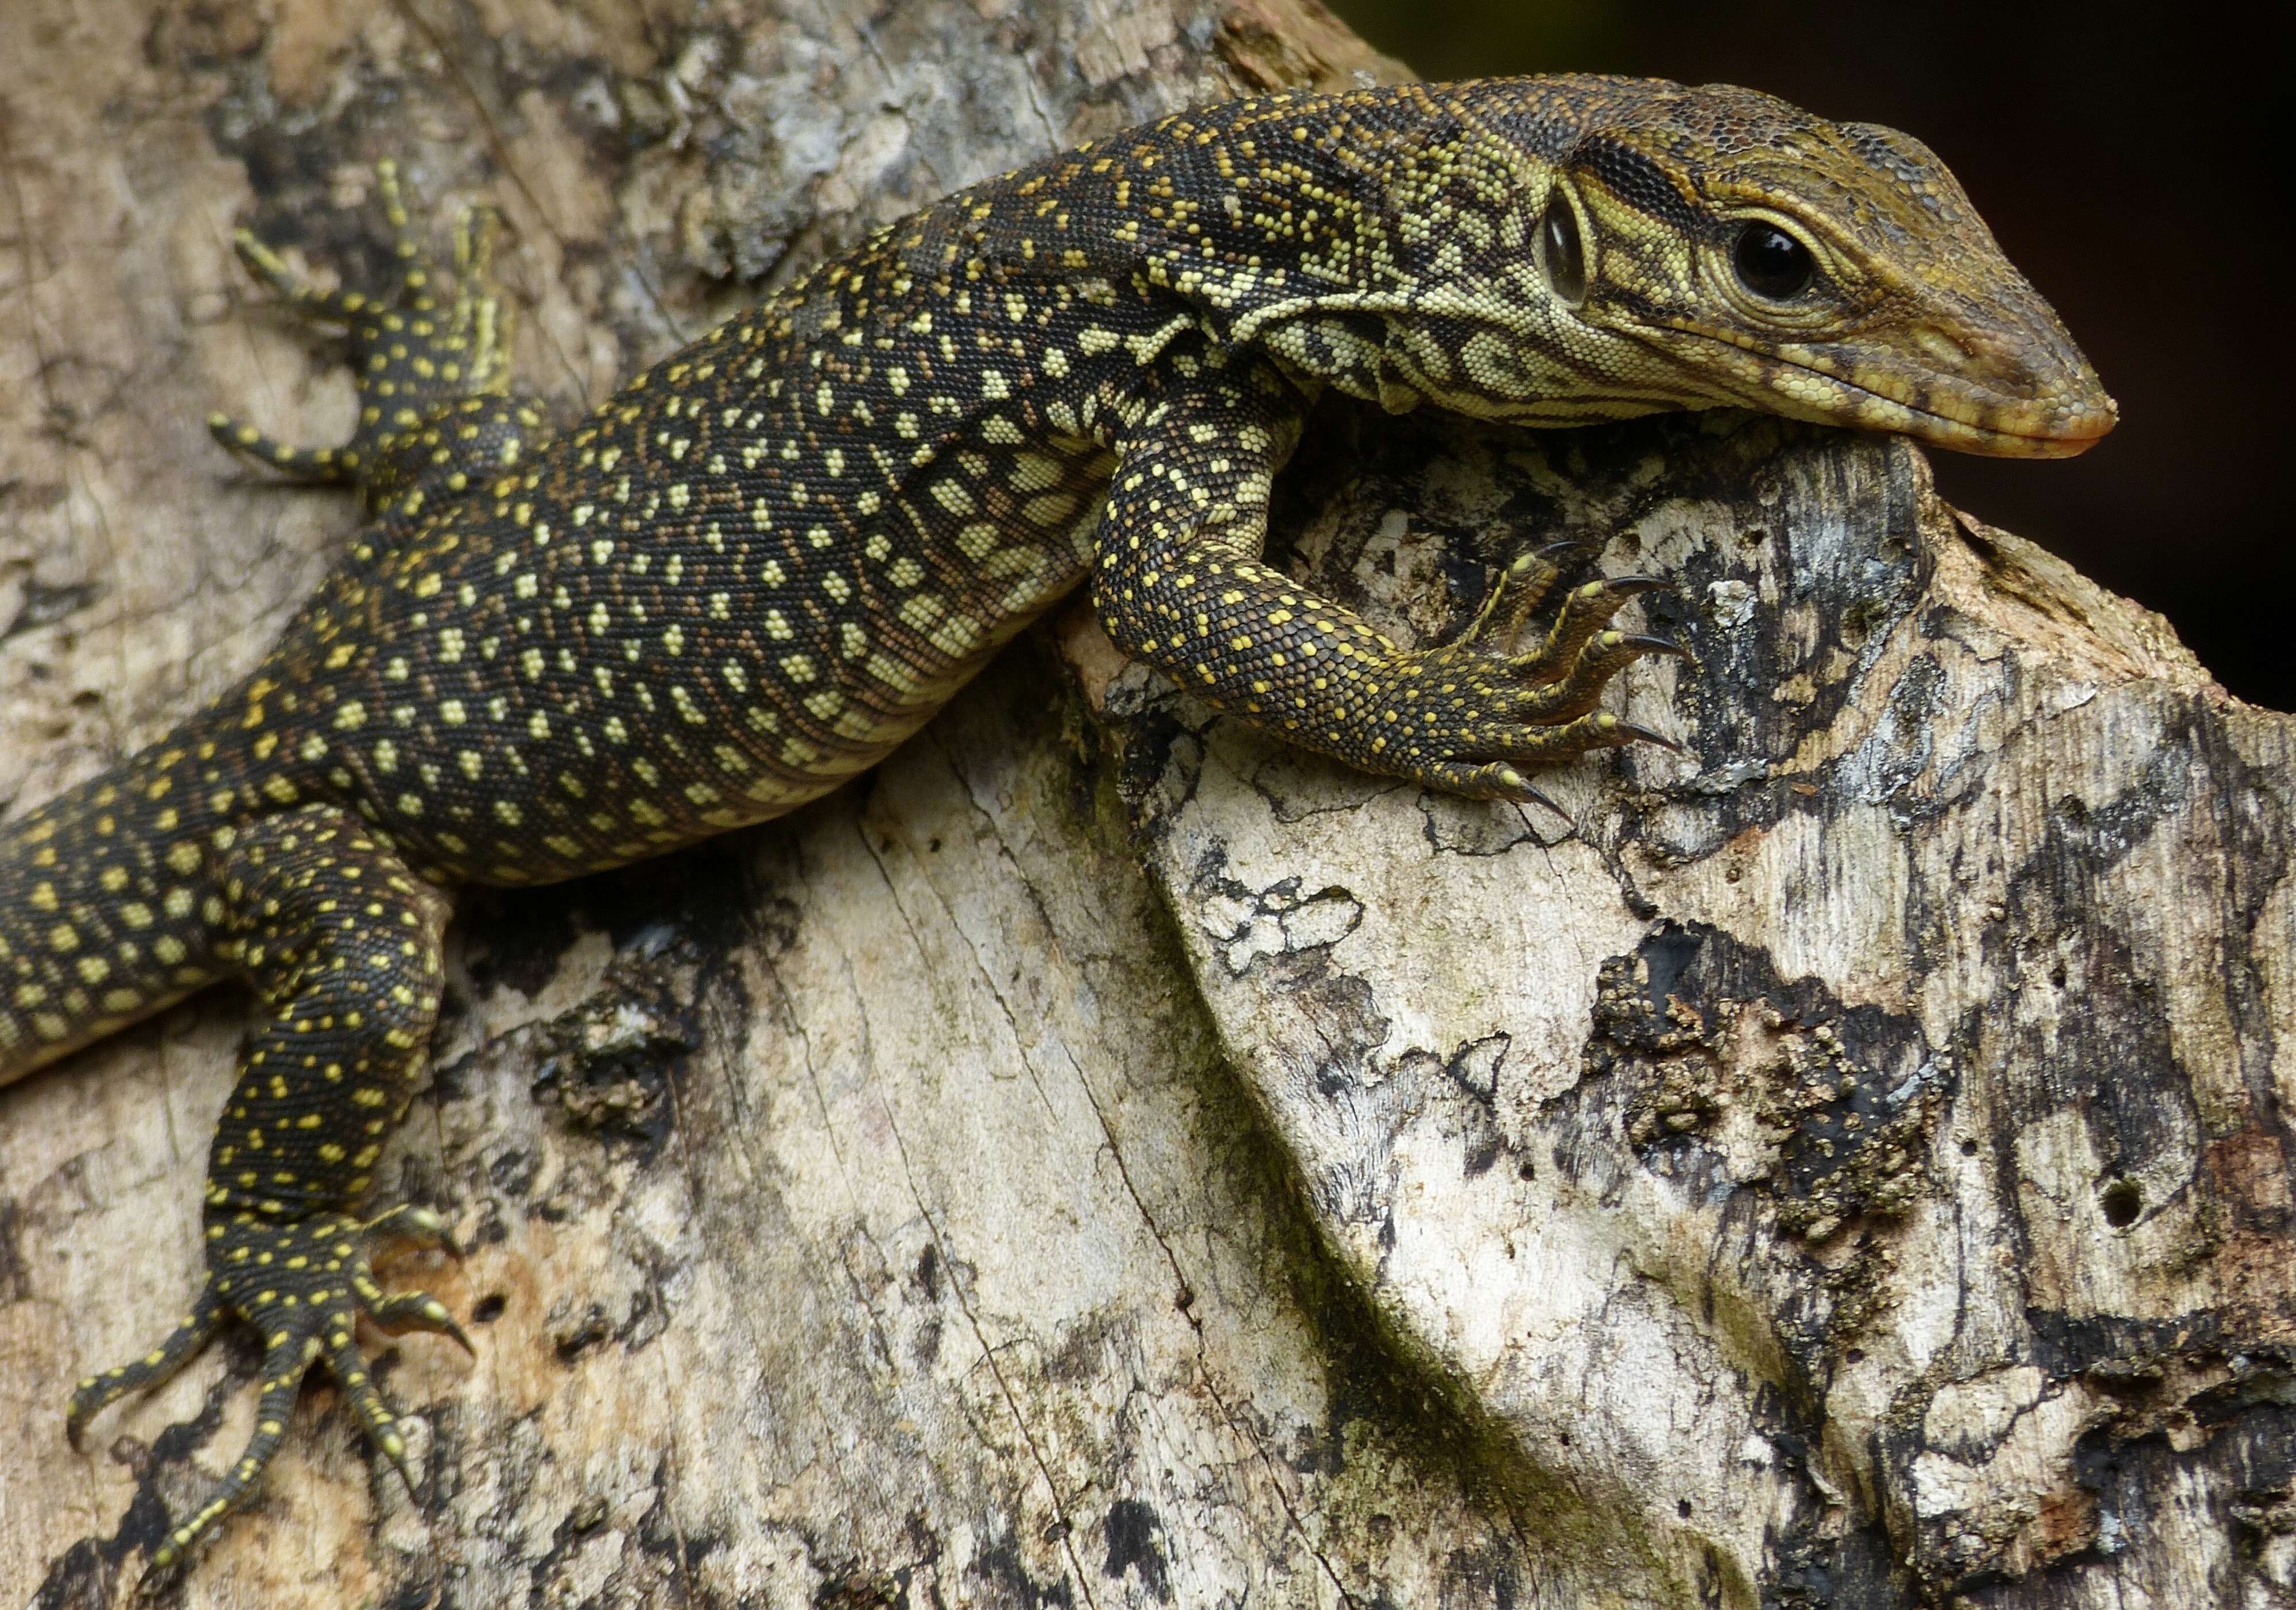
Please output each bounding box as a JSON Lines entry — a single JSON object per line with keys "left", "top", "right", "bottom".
{"left": 208, "top": 159, "right": 548, "bottom": 532}
{"left": 1090, "top": 350, "right": 1681, "bottom": 802}
{"left": 66, "top": 806, "right": 463, "bottom": 1586}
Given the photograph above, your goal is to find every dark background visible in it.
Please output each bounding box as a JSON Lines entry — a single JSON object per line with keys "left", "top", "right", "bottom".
{"left": 1325, "top": 0, "right": 2291, "bottom": 709}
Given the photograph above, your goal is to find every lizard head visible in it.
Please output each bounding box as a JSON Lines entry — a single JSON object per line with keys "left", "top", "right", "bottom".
{"left": 1327, "top": 79, "right": 2115, "bottom": 456}
{"left": 1481, "top": 79, "right": 2116, "bottom": 457}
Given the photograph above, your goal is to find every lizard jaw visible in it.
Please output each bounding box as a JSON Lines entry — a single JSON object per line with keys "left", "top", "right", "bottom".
{"left": 1653, "top": 323, "right": 2117, "bottom": 460}
{"left": 1811, "top": 363, "right": 2117, "bottom": 460}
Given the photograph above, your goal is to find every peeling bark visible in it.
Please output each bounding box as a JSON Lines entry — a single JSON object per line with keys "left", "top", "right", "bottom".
{"left": 1, "top": 2, "right": 2287, "bottom": 1607}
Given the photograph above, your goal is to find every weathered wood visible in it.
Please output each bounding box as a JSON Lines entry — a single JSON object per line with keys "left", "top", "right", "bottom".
{"left": 1065, "top": 399, "right": 2296, "bottom": 1607}
{"left": 2, "top": 1, "right": 2288, "bottom": 1606}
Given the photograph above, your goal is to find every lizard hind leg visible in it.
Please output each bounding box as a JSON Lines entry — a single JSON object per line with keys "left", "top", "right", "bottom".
{"left": 65, "top": 804, "right": 463, "bottom": 1588}
{"left": 208, "top": 159, "right": 544, "bottom": 521}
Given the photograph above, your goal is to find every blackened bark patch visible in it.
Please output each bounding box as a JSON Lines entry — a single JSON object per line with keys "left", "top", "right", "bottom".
{"left": 1100, "top": 1498, "right": 1171, "bottom": 1601}
{"left": 967, "top": 1529, "right": 1076, "bottom": 1608}
{"left": 1579, "top": 920, "right": 1946, "bottom": 1244}
{"left": 2, "top": 581, "right": 100, "bottom": 643}
{"left": 1767, "top": 1513, "right": 1908, "bottom": 1610}
{"left": 37, "top": 1357, "right": 241, "bottom": 1605}
{"left": 29, "top": 1540, "right": 111, "bottom": 1610}
{"left": 459, "top": 883, "right": 586, "bottom": 1002}
{"left": 0, "top": 1200, "right": 28, "bottom": 1302}
{"left": 1180, "top": 842, "right": 1389, "bottom": 1096}
{"left": 1439, "top": 1541, "right": 1523, "bottom": 1608}
{"left": 527, "top": 948, "right": 700, "bottom": 1151}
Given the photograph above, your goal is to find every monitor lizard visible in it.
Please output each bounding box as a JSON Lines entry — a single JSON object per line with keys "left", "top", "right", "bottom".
{"left": 0, "top": 75, "right": 2111, "bottom": 1582}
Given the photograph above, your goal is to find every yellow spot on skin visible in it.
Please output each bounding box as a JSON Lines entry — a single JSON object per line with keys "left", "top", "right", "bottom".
{"left": 1024, "top": 493, "right": 1080, "bottom": 527}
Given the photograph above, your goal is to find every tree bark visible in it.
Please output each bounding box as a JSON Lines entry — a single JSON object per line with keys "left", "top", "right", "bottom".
{"left": 1, "top": 2, "right": 2288, "bottom": 1607}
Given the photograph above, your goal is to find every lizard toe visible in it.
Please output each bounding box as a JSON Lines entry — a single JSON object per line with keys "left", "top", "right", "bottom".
{"left": 138, "top": 1330, "right": 318, "bottom": 1586}
{"left": 363, "top": 1202, "right": 463, "bottom": 1259}
{"left": 1507, "top": 573, "right": 1672, "bottom": 682}
{"left": 67, "top": 1205, "right": 461, "bottom": 1585}
{"left": 65, "top": 1289, "right": 223, "bottom": 1447}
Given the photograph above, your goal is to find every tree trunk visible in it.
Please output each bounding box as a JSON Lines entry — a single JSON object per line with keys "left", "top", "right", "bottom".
{"left": 1, "top": 2, "right": 2288, "bottom": 1607}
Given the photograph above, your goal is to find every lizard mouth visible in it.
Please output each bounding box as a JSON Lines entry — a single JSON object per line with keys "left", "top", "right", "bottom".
{"left": 1658, "top": 323, "right": 2117, "bottom": 460}
{"left": 1796, "top": 363, "right": 2117, "bottom": 460}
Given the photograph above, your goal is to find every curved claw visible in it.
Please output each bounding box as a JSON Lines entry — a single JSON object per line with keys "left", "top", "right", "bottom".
{"left": 1417, "top": 759, "right": 1571, "bottom": 818}
{"left": 366, "top": 1290, "right": 477, "bottom": 1356}
{"left": 378, "top": 1431, "right": 421, "bottom": 1501}
{"left": 134, "top": 1553, "right": 189, "bottom": 1600}
{"left": 1476, "top": 545, "right": 1583, "bottom": 648}
{"left": 1402, "top": 544, "right": 1692, "bottom": 793}
{"left": 210, "top": 157, "right": 524, "bottom": 511}
{"left": 1611, "top": 720, "right": 1683, "bottom": 754}
{"left": 364, "top": 1202, "right": 463, "bottom": 1259}
{"left": 323, "top": 1325, "right": 421, "bottom": 1497}
{"left": 1506, "top": 626, "right": 1685, "bottom": 725}
{"left": 229, "top": 227, "right": 381, "bottom": 324}
{"left": 1490, "top": 767, "right": 1571, "bottom": 821}
{"left": 1504, "top": 573, "right": 1668, "bottom": 685}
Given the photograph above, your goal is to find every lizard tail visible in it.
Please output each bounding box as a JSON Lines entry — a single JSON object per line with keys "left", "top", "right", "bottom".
{"left": 0, "top": 735, "right": 232, "bottom": 1085}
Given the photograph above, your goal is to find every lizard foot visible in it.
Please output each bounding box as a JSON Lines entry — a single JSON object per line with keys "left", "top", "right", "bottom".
{"left": 67, "top": 1203, "right": 467, "bottom": 1588}
{"left": 1385, "top": 550, "right": 1686, "bottom": 805}
{"left": 207, "top": 158, "right": 544, "bottom": 518}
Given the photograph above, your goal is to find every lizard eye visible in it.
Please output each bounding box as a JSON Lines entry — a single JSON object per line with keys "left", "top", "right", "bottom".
{"left": 1732, "top": 223, "right": 1815, "bottom": 300}
{"left": 1539, "top": 191, "right": 1587, "bottom": 305}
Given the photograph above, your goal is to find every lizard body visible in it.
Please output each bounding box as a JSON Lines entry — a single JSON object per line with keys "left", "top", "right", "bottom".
{"left": 0, "top": 76, "right": 2109, "bottom": 1580}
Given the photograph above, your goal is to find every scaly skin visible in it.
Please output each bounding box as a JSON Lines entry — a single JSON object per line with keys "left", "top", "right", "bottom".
{"left": 0, "top": 77, "right": 2109, "bottom": 1583}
